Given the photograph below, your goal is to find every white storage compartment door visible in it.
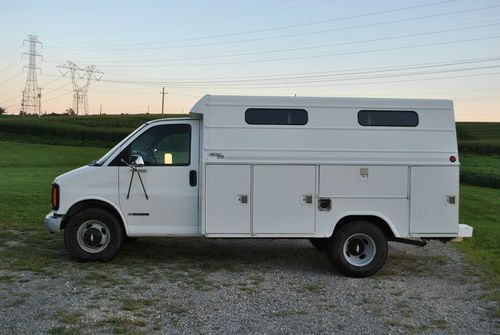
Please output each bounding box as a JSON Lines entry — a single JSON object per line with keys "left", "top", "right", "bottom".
{"left": 253, "top": 165, "right": 316, "bottom": 234}
{"left": 410, "top": 167, "right": 459, "bottom": 234}
{"left": 320, "top": 166, "right": 408, "bottom": 197}
{"left": 206, "top": 165, "right": 251, "bottom": 235}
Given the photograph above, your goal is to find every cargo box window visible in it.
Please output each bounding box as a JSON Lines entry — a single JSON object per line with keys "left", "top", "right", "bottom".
{"left": 245, "top": 108, "right": 308, "bottom": 125}
{"left": 358, "top": 110, "right": 418, "bottom": 127}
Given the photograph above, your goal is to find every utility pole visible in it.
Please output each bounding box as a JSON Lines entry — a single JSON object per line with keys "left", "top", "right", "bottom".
{"left": 38, "top": 88, "right": 42, "bottom": 116}
{"left": 160, "top": 87, "right": 168, "bottom": 115}
{"left": 100, "top": 103, "right": 102, "bottom": 115}
{"left": 21, "top": 35, "right": 42, "bottom": 116}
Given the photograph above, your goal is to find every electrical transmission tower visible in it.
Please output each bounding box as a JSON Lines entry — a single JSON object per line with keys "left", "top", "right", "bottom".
{"left": 21, "top": 35, "right": 42, "bottom": 116}
{"left": 58, "top": 61, "right": 104, "bottom": 115}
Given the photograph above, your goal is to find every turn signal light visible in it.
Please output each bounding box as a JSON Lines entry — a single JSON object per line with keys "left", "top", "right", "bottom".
{"left": 449, "top": 156, "right": 457, "bottom": 162}
{"left": 51, "top": 183, "right": 60, "bottom": 210}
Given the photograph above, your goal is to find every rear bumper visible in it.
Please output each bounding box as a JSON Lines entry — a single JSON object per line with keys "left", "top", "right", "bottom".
{"left": 44, "top": 212, "right": 63, "bottom": 233}
{"left": 458, "top": 224, "right": 473, "bottom": 238}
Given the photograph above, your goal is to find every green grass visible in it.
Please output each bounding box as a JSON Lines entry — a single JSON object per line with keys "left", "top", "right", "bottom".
{"left": 458, "top": 184, "right": 500, "bottom": 285}
{"left": 0, "top": 142, "right": 106, "bottom": 273}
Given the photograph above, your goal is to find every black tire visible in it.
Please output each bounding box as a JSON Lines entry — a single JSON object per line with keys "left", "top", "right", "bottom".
{"left": 327, "top": 221, "right": 387, "bottom": 278}
{"left": 309, "top": 238, "right": 329, "bottom": 252}
{"left": 64, "top": 208, "right": 124, "bottom": 261}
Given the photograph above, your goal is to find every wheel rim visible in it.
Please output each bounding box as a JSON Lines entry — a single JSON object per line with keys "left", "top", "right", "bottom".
{"left": 342, "top": 233, "right": 376, "bottom": 267}
{"left": 76, "top": 220, "right": 111, "bottom": 254}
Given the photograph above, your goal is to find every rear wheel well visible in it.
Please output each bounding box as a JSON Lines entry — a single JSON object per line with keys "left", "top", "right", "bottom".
{"left": 332, "top": 215, "right": 395, "bottom": 239}
{"left": 61, "top": 200, "right": 125, "bottom": 234}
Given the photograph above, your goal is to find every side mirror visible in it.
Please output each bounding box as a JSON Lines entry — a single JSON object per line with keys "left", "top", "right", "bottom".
{"left": 130, "top": 154, "right": 145, "bottom": 167}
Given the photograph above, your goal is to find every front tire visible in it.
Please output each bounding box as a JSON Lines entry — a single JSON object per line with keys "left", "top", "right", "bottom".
{"left": 64, "top": 208, "right": 124, "bottom": 261}
{"left": 327, "top": 221, "right": 387, "bottom": 278}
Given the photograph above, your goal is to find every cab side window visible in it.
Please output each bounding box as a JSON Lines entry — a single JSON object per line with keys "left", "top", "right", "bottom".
{"left": 111, "top": 124, "right": 191, "bottom": 166}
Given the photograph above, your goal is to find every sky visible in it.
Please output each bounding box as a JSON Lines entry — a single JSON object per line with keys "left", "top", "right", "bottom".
{"left": 0, "top": 0, "right": 499, "bottom": 121}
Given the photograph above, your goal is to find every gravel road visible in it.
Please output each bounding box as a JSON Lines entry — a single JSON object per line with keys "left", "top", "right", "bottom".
{"left": 0, "top": 238, "right": 497, "bottom": 334}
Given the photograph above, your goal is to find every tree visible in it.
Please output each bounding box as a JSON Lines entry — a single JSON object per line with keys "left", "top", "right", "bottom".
{"left": 0, "top": 106, "right": 6, "bottom": 115}
{"left": 65, "top": 108, "right": 76, "bottom": 116}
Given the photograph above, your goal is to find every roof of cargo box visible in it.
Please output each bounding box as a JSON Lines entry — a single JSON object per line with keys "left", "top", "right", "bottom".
{"left": 190, "top": 94, "right": 453, "bottom": 115}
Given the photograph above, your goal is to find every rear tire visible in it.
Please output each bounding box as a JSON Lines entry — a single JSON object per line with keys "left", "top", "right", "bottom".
{"left": 64, "top": 208, "right": 124, "bottom": 261}
{"left": 327, "top": 221, "right": 387, "bottom": 278}
{"left": 309, "top": 238, "right": 328, "bottom": 252}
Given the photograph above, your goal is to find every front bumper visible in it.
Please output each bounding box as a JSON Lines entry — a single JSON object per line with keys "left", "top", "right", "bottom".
{"left": 44, "top": 212, "right": 63, "bottom": 233}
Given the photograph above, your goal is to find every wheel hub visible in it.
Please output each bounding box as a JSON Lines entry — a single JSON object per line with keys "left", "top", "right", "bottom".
{"left": 342, "top": 233, "right": 376, "bottom": 267}
{"left": 347, "top": 238, "right": 365, "bottom": 256}
{"left": 83, "top": 227, "right": 103, "bottom": 247}
{"left": 76, "top": 220, "right": 111, "bottom": 254}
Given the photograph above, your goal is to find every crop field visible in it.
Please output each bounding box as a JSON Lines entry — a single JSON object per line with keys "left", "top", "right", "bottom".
{"left": 0, "top": 117, "right": 498, "bottom": 333}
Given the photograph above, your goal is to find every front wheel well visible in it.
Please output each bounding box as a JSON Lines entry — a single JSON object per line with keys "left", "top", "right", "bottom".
{"left": 332, "top": 215, "right": 395, "bottom": 239}
{"left": 61, "top": 200, "right": 125, "bottom": 233}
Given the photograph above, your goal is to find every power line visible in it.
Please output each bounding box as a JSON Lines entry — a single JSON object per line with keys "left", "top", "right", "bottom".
{"left": 0, "top": 72, "right": 23, "bottom": 86}
{"left": 0, "top": 58, "right": 22, "bottom": 72}
{"left": 0, "top": 45, "right": 22, "bottom": 63}
{"left": 96, "top": 57, "right": 500, "bottom": 86}
{"left": 46, "top": 0, "right": 306, "bottom": 38}
{"left": 47, "top": 0, "right": 458, "bottom": 49}
{"left": 0, "top": 95, "right": 22, "bottom": 104}
{"left": 139, "top": 65, "right": 500, "bottom": 89}
{"left": 70, "top": 22, "right": 499, "bottom": 65}
{"left": 44, "top": 90, "right": 72, "bottom": 103}
{"left": 87, "top": 34, "right": 500, "bottom": 68}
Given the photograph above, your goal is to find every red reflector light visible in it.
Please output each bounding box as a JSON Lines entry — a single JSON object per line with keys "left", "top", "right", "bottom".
{"left": 449, "top": 156, "right": 456, "bottom": 162}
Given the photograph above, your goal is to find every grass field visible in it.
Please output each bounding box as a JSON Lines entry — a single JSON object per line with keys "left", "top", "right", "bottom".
{"left": 0, "top": 142, "right": 106, "bottom": 273}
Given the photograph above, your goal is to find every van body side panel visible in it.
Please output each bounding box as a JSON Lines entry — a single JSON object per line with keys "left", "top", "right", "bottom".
{"left": 315, "top": 200, "right": 409, "bottom": 238}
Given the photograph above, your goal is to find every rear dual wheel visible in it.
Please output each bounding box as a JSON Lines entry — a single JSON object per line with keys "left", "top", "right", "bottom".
{"left": 327, "top": 221, "right": 388, "bottom": 278}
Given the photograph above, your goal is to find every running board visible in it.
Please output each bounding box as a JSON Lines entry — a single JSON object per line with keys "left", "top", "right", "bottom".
{"left": 389, "top": 237, "right": 427, "bottom": 247}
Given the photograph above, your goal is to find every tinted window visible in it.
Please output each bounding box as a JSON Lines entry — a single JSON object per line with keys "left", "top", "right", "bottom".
{"left": 111, "top": 124, "right": 191, "bottom": 166}
{"left": 245, "top": 108, "right": 308, "bottom": 125}
{"left": 358, "top": 110, "right": 419, "bottom": 127}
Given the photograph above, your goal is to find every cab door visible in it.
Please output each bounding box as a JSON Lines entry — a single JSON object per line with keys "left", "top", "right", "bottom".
{"left": 117, "top": 120, "right": 200, "bottom": 236}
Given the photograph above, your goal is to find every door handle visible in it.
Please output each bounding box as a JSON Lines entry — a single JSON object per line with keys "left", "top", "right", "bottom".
{"left": 237, "top": 194, "right": 248, "bottom": 204}
{"left": 189, "top": 170, "right": 197, "bottom": 187}
{"left": 302, "top": 195, "right": 313, "bottom": 204}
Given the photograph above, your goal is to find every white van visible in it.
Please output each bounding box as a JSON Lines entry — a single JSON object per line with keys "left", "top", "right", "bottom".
{"left": 44, "top": 95, "right": 473, "bottom": 277}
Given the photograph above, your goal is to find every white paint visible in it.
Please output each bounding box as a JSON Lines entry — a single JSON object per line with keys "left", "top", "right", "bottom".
{"left": 205, "top": 165, "right": 251, "bottom": 234}
{"left": 46, "top": 94, "right": 471, "bottom": 240}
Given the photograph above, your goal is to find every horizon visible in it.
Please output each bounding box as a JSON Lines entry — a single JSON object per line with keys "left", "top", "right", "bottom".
{"left": 1, "top": 0, "right": 499, "bottom": 121}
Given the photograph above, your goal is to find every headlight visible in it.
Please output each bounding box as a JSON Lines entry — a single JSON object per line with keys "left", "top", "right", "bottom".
{"left": 51, "top": 183, "right": 60, "bottom": 210}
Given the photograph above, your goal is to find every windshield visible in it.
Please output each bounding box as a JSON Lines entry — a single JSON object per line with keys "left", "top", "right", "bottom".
{"left": 94, "top": 123, "right": 149, "bottom": 166}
